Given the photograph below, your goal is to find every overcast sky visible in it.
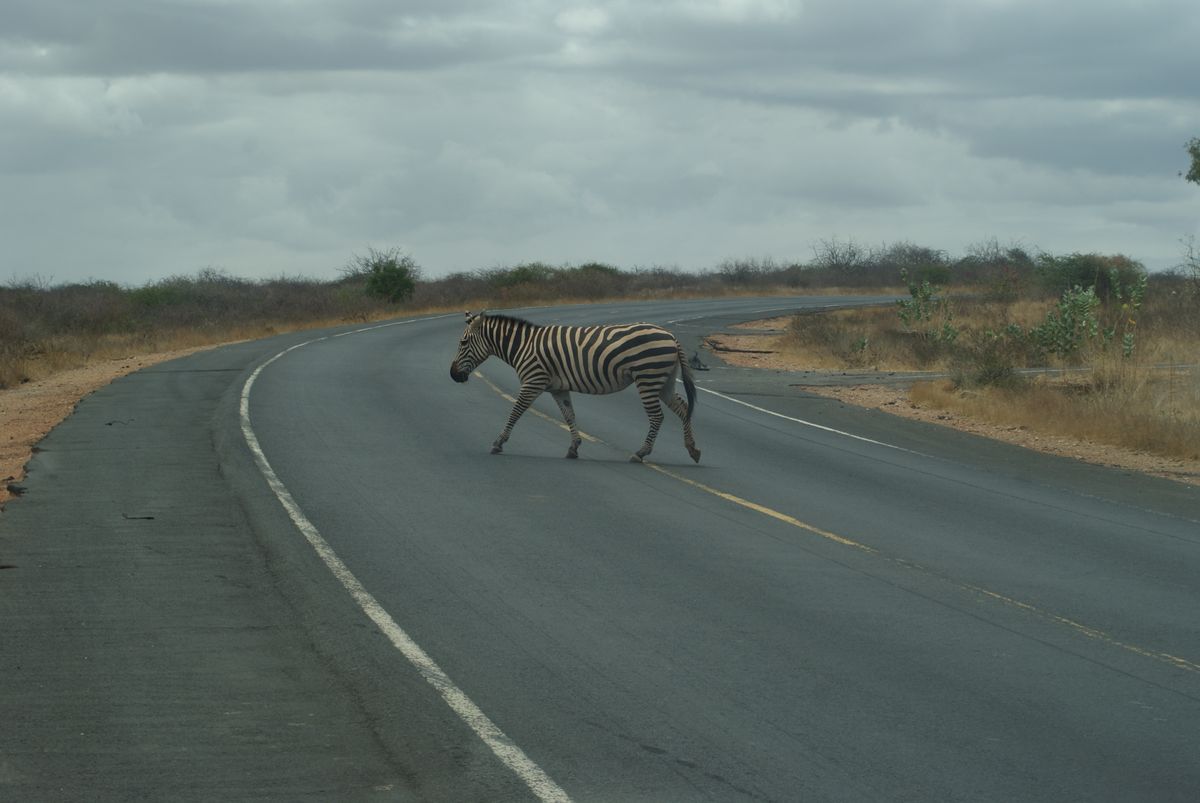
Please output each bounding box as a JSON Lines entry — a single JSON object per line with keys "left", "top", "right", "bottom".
{"left": 2, "top": 0, "right": 1198, "bottom": 286}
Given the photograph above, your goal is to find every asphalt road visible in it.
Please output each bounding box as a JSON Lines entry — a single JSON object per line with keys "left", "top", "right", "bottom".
{"left": 4, "top": 297, "right": 1200, "bottom": 801}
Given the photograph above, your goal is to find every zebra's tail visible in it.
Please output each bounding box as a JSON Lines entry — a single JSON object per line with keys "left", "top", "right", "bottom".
{"left": 677, "top": 343, "right": 696, "bottom": 423}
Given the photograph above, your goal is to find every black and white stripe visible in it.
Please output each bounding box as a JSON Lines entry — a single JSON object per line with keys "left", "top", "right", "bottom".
{"left": 450, "top": 312, "right": 701, "bottom": 463}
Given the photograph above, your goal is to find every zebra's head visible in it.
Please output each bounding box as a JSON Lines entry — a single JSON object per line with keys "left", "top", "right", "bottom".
{"left": 450, "top": 311, "right": 489, "bottom": 383}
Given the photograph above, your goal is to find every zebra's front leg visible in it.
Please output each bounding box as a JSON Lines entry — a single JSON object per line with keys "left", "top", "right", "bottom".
{"left": 551, "top": 391, "right": 583, "bottom": 459}
{"left": 491, "top": 384, "right": 543, "bottom": 454}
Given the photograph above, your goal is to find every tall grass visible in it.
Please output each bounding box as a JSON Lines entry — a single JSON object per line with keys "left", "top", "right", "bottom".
{"left": 779, "top": 263, "right": 1200, "bottom": 462}
{"left": 777, "top": 298, "right": 1055, "bottom": 372}
{"left": 911, "top": 362, "right": 1200, "bottom": 462}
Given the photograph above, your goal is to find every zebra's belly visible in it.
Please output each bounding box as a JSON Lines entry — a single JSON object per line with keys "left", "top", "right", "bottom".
{"left": 548, "top": 375, "right": 632, "bottom": 395}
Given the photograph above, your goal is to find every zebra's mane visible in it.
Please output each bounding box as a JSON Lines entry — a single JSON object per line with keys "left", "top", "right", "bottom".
{"left": 482, "top": 312, "right": 540, "bottom": 329}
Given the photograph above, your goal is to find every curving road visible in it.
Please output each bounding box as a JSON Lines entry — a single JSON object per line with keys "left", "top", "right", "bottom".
{"left": 4, "top": 297, "right": 1200, "bottom": 801}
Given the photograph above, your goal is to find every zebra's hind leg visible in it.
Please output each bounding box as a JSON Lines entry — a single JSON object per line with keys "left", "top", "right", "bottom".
{"left": 631, "top": 391, "right": 665, "bottom": 463}
{"left": 667, "top": 395, "right": 701, "bottom": 463}
{"left": 551, "top": 391, "right": 583, "bottom": 458}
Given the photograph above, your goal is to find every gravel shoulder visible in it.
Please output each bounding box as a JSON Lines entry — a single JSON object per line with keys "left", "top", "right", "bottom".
{"left": 1, "top": 346, "right": 228, "bottom": 506}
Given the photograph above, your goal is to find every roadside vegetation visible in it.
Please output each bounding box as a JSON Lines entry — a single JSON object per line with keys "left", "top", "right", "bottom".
{"left": 0, "top": 245, "right": 905, "bottom": 390}
{"left": 775, "top": 240, "right": 1200, "bottom": 462}
{"left": 3, "top": 234, "right": 1198, "bottom": 465}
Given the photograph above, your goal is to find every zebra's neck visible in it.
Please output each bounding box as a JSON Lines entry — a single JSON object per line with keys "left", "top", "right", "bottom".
{"left": 484, "top": 315, "right": 537, "bottom": 364}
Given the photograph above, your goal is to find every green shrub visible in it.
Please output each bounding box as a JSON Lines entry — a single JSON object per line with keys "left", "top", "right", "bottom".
{"left": 130, "top": 282, "right": 188, "bottom": 308}
{"left": 878, "top": 242, "right": 950, "bottom": 285}
{"left": 1095, "top": 266, "right": 1147, "bottom": 357}
{"left": 1184, "top": 137, "right": 1200, "bottom": 185}
{"left": 488, "top": 262, "right": 556, "bottom": 289}
{"left": 343, "top": 248, "right": 421, "bottom": 304}
{"left": 896, "top": 268, "right": 958, "bottom": 344}
{"left": 1031, "top": 285, "right": 1100, "bottom": 362}
{"left": 574, "top": 262, "right": 621, "bottom": 276}
{"left": 1034, "top": 252, "right": 1146, "bottom": 301}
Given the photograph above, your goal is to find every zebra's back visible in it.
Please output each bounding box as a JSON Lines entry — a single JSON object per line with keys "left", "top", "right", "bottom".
{"left": 524, "top": 322, "right": 681, "bottom": 395}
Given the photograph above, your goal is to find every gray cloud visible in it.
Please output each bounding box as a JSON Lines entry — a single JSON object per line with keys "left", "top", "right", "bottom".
{"left": 1, "top": 0, "right": 552, "bottom": 75}
{"left": 0, "top": 0, "right": 1197, "bottom": 285}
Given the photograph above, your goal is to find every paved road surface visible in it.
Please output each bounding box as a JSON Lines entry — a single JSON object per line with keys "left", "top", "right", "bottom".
{"left": 4, "top": 297, "right": 1200, "bottom": 801}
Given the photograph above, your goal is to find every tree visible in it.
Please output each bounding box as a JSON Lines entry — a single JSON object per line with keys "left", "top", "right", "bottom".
{"left": 343, "top": 248, "right": 420, "bottom": 303}
{"left": 1179, "top": 139, "right": 1200, "bottom": 297}
{"left": 1185, "top": 137, "right": 1200, "bottom": 186}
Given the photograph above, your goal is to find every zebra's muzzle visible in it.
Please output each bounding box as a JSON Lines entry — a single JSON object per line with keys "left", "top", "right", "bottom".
{"left": 450, "top": 364, "right": 470, "bottom": 383}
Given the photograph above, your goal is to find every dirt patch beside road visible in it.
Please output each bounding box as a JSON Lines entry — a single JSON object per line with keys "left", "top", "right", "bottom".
{"left": 1, "top": 346, "right": 227, "bottom": 506}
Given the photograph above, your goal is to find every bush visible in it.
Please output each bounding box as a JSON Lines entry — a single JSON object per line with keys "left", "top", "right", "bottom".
{"left": 951, "top": 324, "right": 1032, "bottom": 389}
{"left": 877, "top": 242, "right": 950, "bottom": 285}
{"left": 896, "top": 268, "right": 957, "bottom": 345}
{"left": 487, "top": 262, "right": 557, "bottom": 289}
{"left": 575, "top": 262, "right": 621, "bottom": 277}
{"left": 343, "top": 248, "right": 421, "bottom": 304}
{"left": 810, "top": 237, "right": 870, "bottom": 278}
{"left": 1030, "top": 285, "right": 1100, "bottom": 362}
{"left": 1034, "top": 252, "right": 1146, "bottom": 301}
{"left": 954, "top": 239, "right": 1036, "bottom": 300}
{"left": 1024, "top": 264, "right": 1148, "bottom": 361}
{"left": 559, "top": 263, "right": 628, "bottom": 299}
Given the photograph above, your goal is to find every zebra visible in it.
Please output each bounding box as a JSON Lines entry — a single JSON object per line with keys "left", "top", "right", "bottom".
{"left": 450, "top": 311, "right": 701, "bottom": 463}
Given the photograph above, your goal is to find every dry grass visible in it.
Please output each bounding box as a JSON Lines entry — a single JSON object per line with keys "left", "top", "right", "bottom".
{"left": 780, "top": 284, "right": 1200, "bottom": 463}
{"left": 2, "top": 316, "right": 386, "bottom": 389}
{"left": 773, "top": 296, "right": 1055, "bottom": 372}
{"left": 910, "top": 364, "right": 1200, "bottom": 461}
{"left": 774, "top": 306, "right": 904, "bottom": 369}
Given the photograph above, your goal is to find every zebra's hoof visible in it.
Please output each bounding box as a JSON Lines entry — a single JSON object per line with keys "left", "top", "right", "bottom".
{"left": 689, "top": 448, "right": 701, "bottom": 463}
{"left": 629, "top": 454, "right": 644, "bottom": 463}
{"left": 565, "top": 450, "right": 578, "bottom": 459}
{"left": 490, "top": 445, "right": 503, "bottom": 454}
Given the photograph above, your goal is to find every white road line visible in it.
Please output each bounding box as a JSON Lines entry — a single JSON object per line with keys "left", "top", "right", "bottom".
{"left": 239, "top": 316, "right": 571, "bottom": 803}
{"left": 330, "top": 314, "right": 455, "bottom": 337}
{"left": 694, "top": 386, "right": 919, "bottom": 453}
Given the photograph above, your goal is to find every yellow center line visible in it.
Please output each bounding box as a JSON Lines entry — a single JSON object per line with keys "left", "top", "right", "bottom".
{"left": 476, "top": 371, "right": 600, "bottom": 442}
{"left": 473, "top": 369, "right": 1200, "bottom": 676}
{"left": 644, "top": 462, "right": 875, "bottom": 553}
{"left": 963, "top": 583, "right": 1200, "bottom": 674}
